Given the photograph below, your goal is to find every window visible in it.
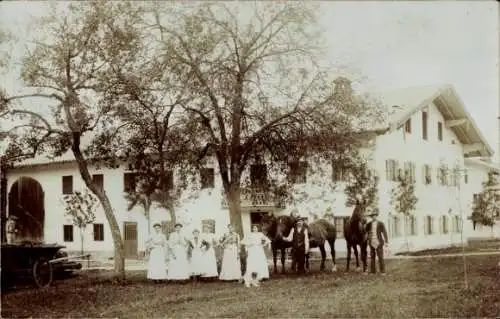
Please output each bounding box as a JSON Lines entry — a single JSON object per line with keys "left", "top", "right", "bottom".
{"left": 93, "top": 223, "right": 104, "bottom": 241}
{"left": 250, "top": 164, "right": 268, "bottom": 188}
{"left": 62, "top": 176, "right": 73, "bottom": 195}
{"left": 201, "top": 219, "right": 216, "bottom": 234}
{"left": 333, "top": 217, "right": 349, "bottom": 238}
{"left": 437, "top": 165, "right": 448, "bottom": 186}
{"left": 437, "top": 122, "right": 443, "bottom": 141}
{"left": 385, "top": 159, "right": 399, "bottom": 181}
{"left": 403, "top": 161, "right": 416, "bottom": 183}
{"left": 92, "top": 174, "right": 104, "bottom": 191}
{"left": 404, "top": 119, "right": 412, "bottom": 134}
{"left": 423, "top": 164, "right": 432, "bottom": 185}
{"left": 200, "top": 168, "right": 215, "bottom": 189}
{"left": 452, "top": 215, "right": 461, "bottom": 233}
{"left": 289, "top": 161, "right": 308, "bottom": 184}
{"left": 123, "top": 173, "right": 137, "bottom": 193}
{"left": 161, "top": 171, "right": 174, "bottom": 190}
{"left": 424, "top": 216, "right": 434, "bottom": 235}
{"left": 332, "top": 161, "right": 351, "bottom": 182}
{"left": 473, "top": 193, "right": 480, "bottom": 205}
{"left": 161, "top": 220, "right": 175, "bottom": 236}
{"left": 391, "top": 216, "right": 402, "bottom": 237}
{"left": 464, "top": 170, "right": 468, "bottom": 184}
{"left": 408, "top": 215, "right": 417, "bottom": 236}
{"left": 440, "top": 215, "right": 449, "bottom": 234}
{"left": 422, "top": 111, "right": 428, "bottom": 140}
{"left": 63, "top": 225, "right": 74, "bottom": 242}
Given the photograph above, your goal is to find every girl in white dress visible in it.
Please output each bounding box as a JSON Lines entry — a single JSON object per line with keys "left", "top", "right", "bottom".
{"left": 219, "top": 224, "right": 242, "bottom": 281}
{"left": 146, "top": 223, "right": 168, "bottom": 282}
{"left": 167, "top": 223, "right": 190, "bottom": 281}
{"left": 188, "top": 229, "right": 205, "bottom": 278}
{"left": 200, "top": 231, "right": 219, "bottom": 279}
{"left": 242, "top": 224, "right": 271, "bottom": 285}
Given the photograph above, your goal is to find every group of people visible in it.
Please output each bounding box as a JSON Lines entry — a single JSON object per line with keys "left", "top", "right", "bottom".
{"left": 146, "top": 222, "right": 271, "bottom": 287}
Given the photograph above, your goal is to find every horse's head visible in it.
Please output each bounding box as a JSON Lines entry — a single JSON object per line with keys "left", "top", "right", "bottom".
{"left": 261, "top": 214, "right": 277, "bottom": 239}
{"left": 275, "top": 215, "right": 295, "bottom": 241}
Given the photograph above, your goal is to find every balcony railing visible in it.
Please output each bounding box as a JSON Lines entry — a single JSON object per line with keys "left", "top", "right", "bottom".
{"left": 221, "top": 189, "right": 286, "bottom": 209}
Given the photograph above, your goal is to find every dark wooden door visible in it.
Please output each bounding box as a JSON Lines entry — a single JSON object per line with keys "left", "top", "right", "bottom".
{"left": 250, "top": 211, "right": 268, "bottom": 227}
{"left": 123, "top": 222, "right": 138, "bottom": 258}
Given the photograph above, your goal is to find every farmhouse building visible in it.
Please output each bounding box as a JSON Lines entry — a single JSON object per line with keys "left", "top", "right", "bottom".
{"left": 2, "top": 84, "right": 499, "bottom": 258}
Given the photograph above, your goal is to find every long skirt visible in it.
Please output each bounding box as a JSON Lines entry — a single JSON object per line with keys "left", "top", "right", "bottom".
{"left": 201, "top": 247, "right": 219, "bottom": 278}
{"left": 219, "top": 245, "right": 241, "bottom": 281}
{"left": 189, "top": 247, "right": 205, "bottom": 276}
{"left": 147, "top": 246, "right": 167, "bottom": 280}
{"left": 167, "top": 246, "right": 190, "bottom": 280}
{"left": 244, "top": 245, "right": 269, "bottom": 281}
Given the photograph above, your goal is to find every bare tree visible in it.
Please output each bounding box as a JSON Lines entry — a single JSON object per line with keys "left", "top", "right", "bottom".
{"left": 0, "top": 1, "right": 144, "bottom": 278}
{"left": 145, "top": 2, "right": 383, "bottom": 236}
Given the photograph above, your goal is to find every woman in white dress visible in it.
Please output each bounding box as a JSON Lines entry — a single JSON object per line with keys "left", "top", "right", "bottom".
{"left": 146, "top": 223, "right": 168, "bottom": 282}
{"left": 219, "top": 224, "right": 242, "bottom": 281}
{"left": 200, "top": 231, "right": 219, "bottom": 279}
{"left": 242, "top": 224, "right": 271, "bottom": 283}
{"left": 167, "top": 223, "right": 190, "bottom": 281}
{"left": 188, "top": 229, "right": 205, "bottom": 278}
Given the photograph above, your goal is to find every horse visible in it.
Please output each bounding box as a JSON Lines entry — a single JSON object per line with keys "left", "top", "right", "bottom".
{"left": 263, "top": 214, "right": 337, "bottom": 273}
{"left": 343, "top": 202, "right": 368, "bottom": 273}
{"left": 261, "top": 214, "right": 295, "bottom": 274}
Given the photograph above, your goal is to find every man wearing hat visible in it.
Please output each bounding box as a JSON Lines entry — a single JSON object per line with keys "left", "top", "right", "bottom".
{"left": 5, "top": 215, "right": 18, "bottom": 244}
{"left": 284, "top": 216, "right": 310, "bottom": 274}
{"left": 364, "top": 208, "right": 388, "bottom": 275}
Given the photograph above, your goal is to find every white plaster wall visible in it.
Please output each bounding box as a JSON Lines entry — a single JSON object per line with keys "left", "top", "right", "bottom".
{"left": 5, "top": 101, "right": 496, "bottom": 256}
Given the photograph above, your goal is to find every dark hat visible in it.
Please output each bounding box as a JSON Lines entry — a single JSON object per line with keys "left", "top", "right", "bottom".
{"left": 153, "top": 223, "right": 161, "bottom": 228}
{"left": 296, "top": 217, "right": 307, "bottom": 222}
{"left": 368, "top": 211, "right": 379, "bottom": 217}
{"left": 174, "top": 223, "right": 183, "bottom": 228}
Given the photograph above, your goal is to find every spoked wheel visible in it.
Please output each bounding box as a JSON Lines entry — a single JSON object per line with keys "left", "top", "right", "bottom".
{"left": 33, "top": 257, "right": 53, "bottom": 288}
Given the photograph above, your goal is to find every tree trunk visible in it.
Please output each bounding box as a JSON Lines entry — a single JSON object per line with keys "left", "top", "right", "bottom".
{"left": 71, "top": 136, "right": 125, "bottom": 279}
{"left": 145, "top": 201, "right": 151, "bottom": 236}
{"left": 404, "top": 215, "right": 410, "bottom": 252}
{"left": 227, "top": 186, "right": 244, "bottom": 238}
{"left": 80, "top": 228, "right": 84, "bottom": 255}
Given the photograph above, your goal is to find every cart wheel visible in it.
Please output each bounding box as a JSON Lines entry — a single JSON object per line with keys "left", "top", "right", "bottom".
{"left": 33, "top": 257, "right": 53, "bottom": 288}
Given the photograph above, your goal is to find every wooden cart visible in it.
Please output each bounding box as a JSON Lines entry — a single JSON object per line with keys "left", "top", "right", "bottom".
{"left": 1, "top": 242, "right": 83, "bottom": 288}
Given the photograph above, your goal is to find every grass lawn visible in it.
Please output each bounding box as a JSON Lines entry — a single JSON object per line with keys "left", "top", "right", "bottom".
{"left": 395, "top": 239, "right": 500, "bottom": 257}
{"left": 2, "top": 254, "right": 499, "bottom": 318}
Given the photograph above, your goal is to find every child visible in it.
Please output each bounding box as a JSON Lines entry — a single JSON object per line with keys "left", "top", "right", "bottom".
{"left": 244, "top": 271, "right": 260, "bottom": 288}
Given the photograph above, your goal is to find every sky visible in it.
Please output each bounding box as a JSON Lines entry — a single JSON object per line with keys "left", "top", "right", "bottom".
{"left": 1, "top": 1, "right": 498, "bottom": 159}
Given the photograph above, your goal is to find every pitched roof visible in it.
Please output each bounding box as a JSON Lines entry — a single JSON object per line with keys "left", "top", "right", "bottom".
{"left": 374, "top": 84, "right": 494, "bottom": 158}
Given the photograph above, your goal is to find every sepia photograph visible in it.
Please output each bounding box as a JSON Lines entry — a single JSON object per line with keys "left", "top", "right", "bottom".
{"left": 0, "top": 1, "right": 499, "bottom": 318}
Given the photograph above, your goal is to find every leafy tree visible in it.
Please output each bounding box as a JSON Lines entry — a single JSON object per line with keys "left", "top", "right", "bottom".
{"left": 0, "top": 2, "right": 143, "bottom": 278}
{"left": 145, "top": 2, "right": 384, "bottom": 235}
{"left": 63, "top": 189, "right": 97, "bottom": 254}
{"left": 471, "top": 171, "right": 500, "bottom": 229}
{"left": 391, "top": 170, "right": 418, "bottom": 251}
{"left": 345, "top": 161, "right": 380, "bottom": 213}
{"left": 82, "top": 14, "right": 201, "bottom": 233}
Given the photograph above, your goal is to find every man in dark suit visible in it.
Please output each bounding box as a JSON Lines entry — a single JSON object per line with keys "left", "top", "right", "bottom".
{"left": 365, "top": 209, "right": 389, "bottom": 275}
{"left": 284, "top": 217, "right": 310, "bottom": 274}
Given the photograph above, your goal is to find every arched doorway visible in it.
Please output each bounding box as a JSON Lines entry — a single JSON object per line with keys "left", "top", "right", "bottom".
{"left": 8, "top": 177, "right": 45, "bottom": 242}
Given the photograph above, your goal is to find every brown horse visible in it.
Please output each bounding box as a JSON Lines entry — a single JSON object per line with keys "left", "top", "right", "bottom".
{"left": 261, "top": 214, "right": 296, "bottom": 274}
{"left": 344, "top": 202, "right": 368, "bottom": 273}
{"left": 262, "top": 214, "right": 337, "bottom": 272}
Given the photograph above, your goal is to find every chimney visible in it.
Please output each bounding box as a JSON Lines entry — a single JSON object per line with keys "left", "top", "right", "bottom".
{"left": 333, "top": 77, "right": 353, "bottom": 100}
